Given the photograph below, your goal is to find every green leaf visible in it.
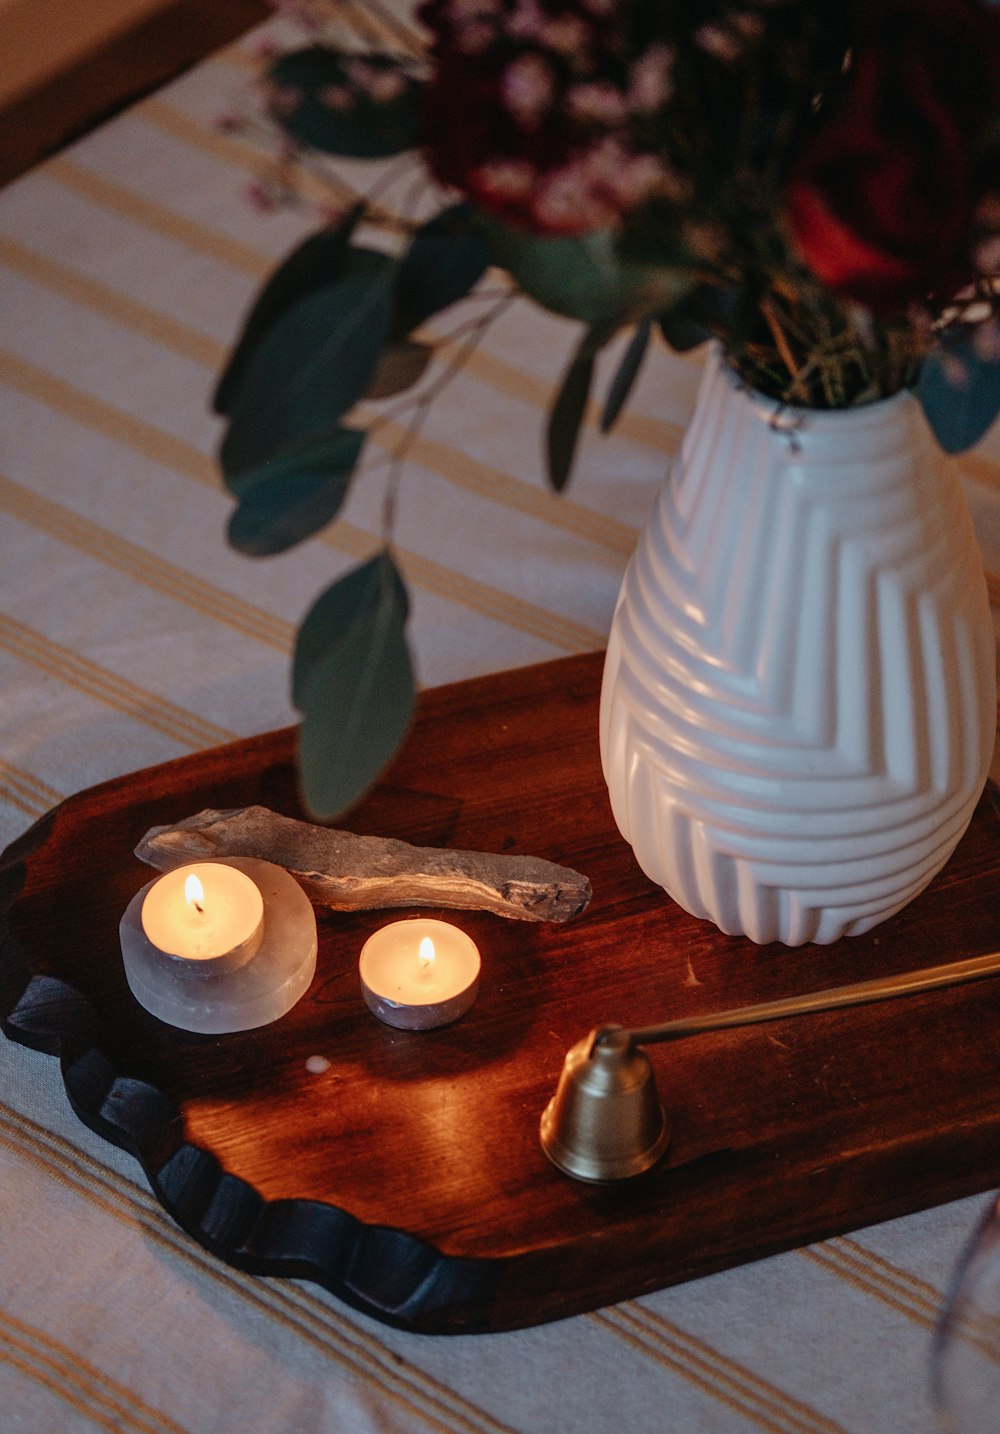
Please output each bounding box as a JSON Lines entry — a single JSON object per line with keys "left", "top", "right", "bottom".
{"left": 269, "top": 46, "right": 422, "bottom": 158}
{"left": 394, "top": 205, "right": 491, "bottom": 335}
{"left": 547, "top": 326, "right": 611, "bottom": 491}
{"left": 293, "top": 551, "right": 415, "bottom": 818}
{"left": 219, "top": 249, "right": 395, "bottom": 478}
{"left": 214, "top": 205, "right": 363, "bottom": 417}
{"left": 601, "top": 319, "right": 651, "bottom": 433}
{"left": 918, "top": 333, "right": 1000, "bottom": 454}
{"left": 475, "top": 214, "right": 687, "bottom": 326}
{"left": 292, "top": 547, "right": 408, "bottom": 706}
{"left": 227, "top": 426, "right": 364, "bottom": 555}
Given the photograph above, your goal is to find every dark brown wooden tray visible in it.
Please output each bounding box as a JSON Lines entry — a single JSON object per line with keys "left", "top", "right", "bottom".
{"left": 2, "top": 651, "right": 1000, "bottom": 1334}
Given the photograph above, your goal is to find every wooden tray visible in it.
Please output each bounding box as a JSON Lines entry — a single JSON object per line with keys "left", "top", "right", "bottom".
{"left": 2, "top": 651, "right": 1000, "bottom": 1335}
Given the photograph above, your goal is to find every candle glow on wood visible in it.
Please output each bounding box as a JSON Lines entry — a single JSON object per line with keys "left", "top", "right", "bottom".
{"left": 140, "top": 862, "right": 264, "bottom": 961}
{"left": 360, "top": 919, "right": 481, "bottom": 1030}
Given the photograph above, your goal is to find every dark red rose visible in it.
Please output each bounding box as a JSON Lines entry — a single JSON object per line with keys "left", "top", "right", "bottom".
{"left": 786, "top": 0, "right": 1000, "bottom": 311}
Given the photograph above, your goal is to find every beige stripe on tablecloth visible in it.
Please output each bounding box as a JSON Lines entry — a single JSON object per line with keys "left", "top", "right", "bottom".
{"left": 350, "top": 0, "right": 425, "bottom": 53}
{"left": 0, "top": 236, "right": 225, "bottom": 368}
{"left": 799, "top": 1241, "right": 940, "bottom": 1331}
{"left": 0, "top": 349, "right": 603, "bottom": 652}
{"left": 593, "top": 1304, "right": 848, "bottom": 1434}
{"left": 0, "top": 1309, "right": 186, "bottom": 1434}
{"left": 0, "top": 470, "right": 293, "bottom": 652}
{"left": 364, "top": 412, "right": 640, "bottom": 555}
{"left": 0, "top": 348, "right": 217, "bottom": 482}
{"left": 1, "top": 1098, "right": 851, "bottom": 1434}
{"left": 138, "top": 96, "right": 416, "bottom": 235}
{"left": 0, "top": 759, "right": 64, "bottom": 817}
{"left": 45, "top": 157, "right": 271, "bottom": 277}
{"left": 0, "top": 613, "right": 235, "bottom": 750}
{"left": 0, "top": 228, "right": 632, "bottom": 560}
{"left": 0, "top": 1104, "right": 517, "bottom": 1434}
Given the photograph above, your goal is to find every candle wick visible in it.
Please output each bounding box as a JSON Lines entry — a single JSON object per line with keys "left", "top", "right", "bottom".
{"left": 193, "top": 900, "right": 204, "bottom": 914}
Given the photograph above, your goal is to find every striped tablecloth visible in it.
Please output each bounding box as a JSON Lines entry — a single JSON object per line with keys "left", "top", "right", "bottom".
{"left": 3, "top": 5, "right": 1000, "bottom": 1431}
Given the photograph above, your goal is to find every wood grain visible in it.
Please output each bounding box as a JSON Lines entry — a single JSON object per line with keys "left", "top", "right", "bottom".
{"left": 0, "top": 0, "right": 270, "bottom": 185}
{"left": 2, "top": 650, "right": 1000, "bottom": 1333}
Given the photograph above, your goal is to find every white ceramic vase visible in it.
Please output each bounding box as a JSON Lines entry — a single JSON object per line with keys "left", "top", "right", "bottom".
{"left": 600, "top": 346, "right": 997, "bottom": 945}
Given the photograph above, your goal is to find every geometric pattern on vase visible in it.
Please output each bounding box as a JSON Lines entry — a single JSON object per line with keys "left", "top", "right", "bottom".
{"left": 600, "top": 348, "right": 997, "bottom": 945}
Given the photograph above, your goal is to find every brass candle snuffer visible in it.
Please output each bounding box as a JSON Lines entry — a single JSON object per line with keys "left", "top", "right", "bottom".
{"left": 540, "top": 949, "right": 1000, "bottom": 1184}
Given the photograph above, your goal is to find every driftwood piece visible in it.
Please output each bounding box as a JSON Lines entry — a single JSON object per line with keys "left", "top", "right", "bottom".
{"left": 135, "top": 806, "right": 592, "bottom": 922}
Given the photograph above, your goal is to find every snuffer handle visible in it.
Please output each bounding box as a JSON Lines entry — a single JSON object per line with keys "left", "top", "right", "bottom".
{"left": 596, "top": 948, "right": 1000, "bottom": 1051}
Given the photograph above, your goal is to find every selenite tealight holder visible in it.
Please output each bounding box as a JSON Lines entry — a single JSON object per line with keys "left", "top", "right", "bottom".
{"left": 119, "top": 856, "right": 317, "bottom": 1033}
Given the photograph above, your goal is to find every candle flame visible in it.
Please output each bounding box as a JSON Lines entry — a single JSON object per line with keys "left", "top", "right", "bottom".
{"left": 184, "top": 873, "right": 205, "bottom": 913}
{"left": 418, "top": 936, "right": 435, "bottom": 973}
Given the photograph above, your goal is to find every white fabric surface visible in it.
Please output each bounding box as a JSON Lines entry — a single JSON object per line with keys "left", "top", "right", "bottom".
{"left": 2, "top": 4, "right": 1000, "bottom": 1430}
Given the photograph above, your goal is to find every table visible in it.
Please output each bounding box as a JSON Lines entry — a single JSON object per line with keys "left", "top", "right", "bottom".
{"left": 2, "top": 3, "right": 1000, "bottom": 1429}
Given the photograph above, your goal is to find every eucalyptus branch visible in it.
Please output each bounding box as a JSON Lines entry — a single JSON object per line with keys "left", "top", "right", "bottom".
{"left": 360, "top": 292, "right": 516, "bottom": 543}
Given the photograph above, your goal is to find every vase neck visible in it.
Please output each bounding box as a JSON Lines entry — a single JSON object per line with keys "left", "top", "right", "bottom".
{"left": 684, "top": 345, "right": 930, "bottom": 481}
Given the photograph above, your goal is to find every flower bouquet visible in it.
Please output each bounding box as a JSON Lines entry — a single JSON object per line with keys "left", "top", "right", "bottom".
{"left": 215, "top": 0, "right": 1000, "bottom": 820}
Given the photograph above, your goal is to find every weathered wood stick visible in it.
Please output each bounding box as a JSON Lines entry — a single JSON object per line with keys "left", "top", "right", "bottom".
{"left": 135, "top": 806, "right": 592, "bottom": 922}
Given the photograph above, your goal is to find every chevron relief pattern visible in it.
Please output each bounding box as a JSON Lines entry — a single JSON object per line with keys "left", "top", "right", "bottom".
{"left": 600, "top": 350, "right": 996, "bottom": 946}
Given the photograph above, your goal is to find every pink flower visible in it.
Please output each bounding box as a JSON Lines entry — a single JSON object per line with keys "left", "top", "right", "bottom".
{"left": 539, "top": 14, "right": 591, "bottom": 55}
{"left": 975, "top": 236, "right": 1000, "bottom": 275}
{"left": 473, "top": 157, "right": 538, "bottom": 199}
{"left": 532, "top": 163, "right": 617, "bottom": 231}
{"left": 694, "top": 25, "right": 741, "bottom": 64}
{"left": 501, "top": 53, "right": 555, "bottom": 128}
{"left": 566, "top": 82, "right": 628, "bottom": 126}
{"left": 506, "top": 0, "right": 545, "bottom": 42}
{"left": 454, "top": 19, "right": 497, "bottom": 53}
{"left": 627, "top": 45, "right": 674, "bottom": 112}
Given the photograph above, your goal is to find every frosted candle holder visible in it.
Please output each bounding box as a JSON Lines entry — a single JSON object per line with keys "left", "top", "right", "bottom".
{"left": 120, "top": 857, "right": 317, "bottom": 1033}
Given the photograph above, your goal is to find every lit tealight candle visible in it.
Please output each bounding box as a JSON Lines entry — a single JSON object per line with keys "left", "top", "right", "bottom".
{"left": 140, "top": 863, "right": 264, "bottom": 969}
{"left": 360, "top": 918, "right": 481, "bottom": 1030}
{"left": 120, "top": 857, "right": 318, "bottom": 1034}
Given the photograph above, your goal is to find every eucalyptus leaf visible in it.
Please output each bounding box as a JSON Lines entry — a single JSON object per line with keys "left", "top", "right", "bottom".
{"left": 269, "top": 46, "right": 422, "bottom": 158}
{"left": 214, "top": 206, "right": 363, "bottom": 417}
{"left": 475, "top": 214, "right": 687, "bottom": 327}
{"left": 394, "top": 205, "right": 491, "bottom": 335}
{"left": 917, "top": 333, "right": 1000, "bottom": 454}
{"left": 294, "top": 551, "right": 415, "bottom": 818}
{"left": 227, "top": 426, "right": 364, "bottom": 555}
{"left": 547, "top": 326, "right": 611, "bottom": 491}
{"left": 601, "top": 319, "right": 651, "bottom": 433}
{"left": 292, "top": 547, "right": 408, "bottom": 707}
{"left": 219, "top": 249, "right": 395, "bottom": 478}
